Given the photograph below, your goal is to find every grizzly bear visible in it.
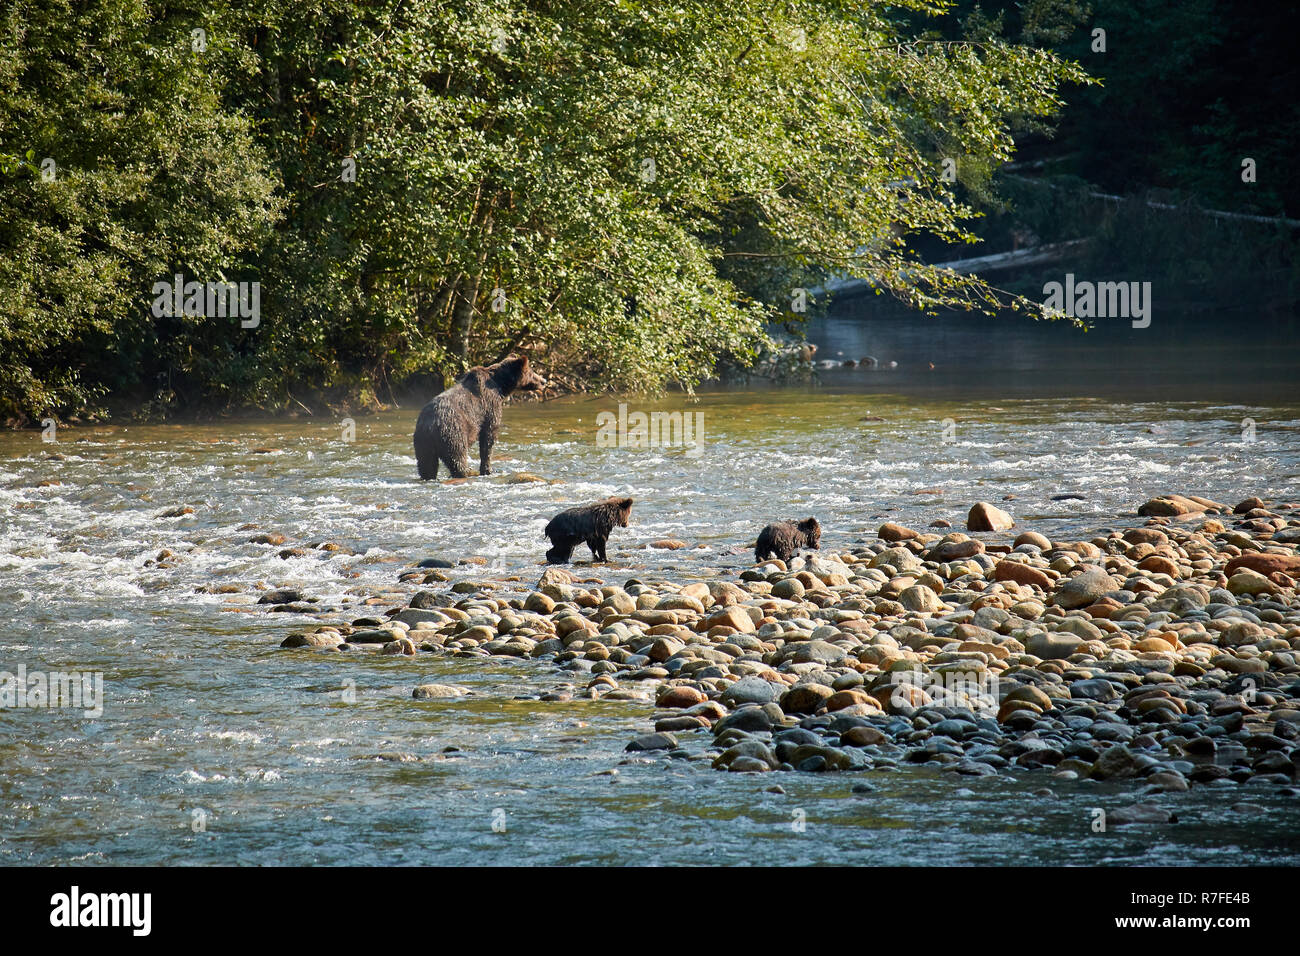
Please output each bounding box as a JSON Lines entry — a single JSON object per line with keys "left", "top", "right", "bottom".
{"left": 755, "top": 517, "right": 821, "bottom": 563}
{"left": 544, "top": 497, "right": 634, "bottom": 563}
{"left": 413, "top": 355, "right": 543, "bottom": 479}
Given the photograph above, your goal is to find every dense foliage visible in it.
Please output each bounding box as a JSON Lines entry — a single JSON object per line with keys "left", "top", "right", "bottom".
{"left": 925, "top": 0, "right": 1300, "bottom": 312}
{"left": 1054, "top": 0, "right": 1300, "bottom": 219}
{"left": 2, "top": 0, "right": 1088, "bottom": 422}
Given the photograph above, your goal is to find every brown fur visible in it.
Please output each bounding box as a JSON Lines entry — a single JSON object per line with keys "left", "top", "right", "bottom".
{"left": 544, "top": 497, "right": 633, "bottom": 563}
{"left": 413, "top": 355, "right": 542, "bottom": 479}
{"left": 755, "top": 517, "right": 821, "bottom": 563}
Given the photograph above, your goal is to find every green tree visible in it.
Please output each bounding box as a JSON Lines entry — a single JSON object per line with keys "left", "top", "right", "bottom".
{"left": 2, "top": 0, "right": 1088, "bottom": 420}
{"left": 0, "top": 0, "right": 281, "bottom": 423}
{"left": 232, "top": 0, "right": 1088, "bottom": 399}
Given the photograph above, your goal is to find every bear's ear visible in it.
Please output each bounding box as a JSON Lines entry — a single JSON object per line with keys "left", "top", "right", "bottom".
{"left": 618, "top": 497, "right": 634, "bottom": 511}
{"left": 489, "top": 355, "right": 529, "bottom": 393}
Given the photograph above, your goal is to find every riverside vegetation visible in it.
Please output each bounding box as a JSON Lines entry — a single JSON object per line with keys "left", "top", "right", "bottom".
{"left": 272, "top": 492, "right": 1300, "bottom": 811}
{"left": 0, "top": 0, "right": 1089, "bottom": 423}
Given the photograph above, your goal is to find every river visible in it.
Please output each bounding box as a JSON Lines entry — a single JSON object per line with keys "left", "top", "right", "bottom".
{"left": 2, "top": 309, "right": 1298, "bottom": 865}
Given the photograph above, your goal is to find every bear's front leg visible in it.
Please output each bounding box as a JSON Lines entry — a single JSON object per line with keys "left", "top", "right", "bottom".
{"left": 478, "top": 428, "right": 495, "bottom": 476}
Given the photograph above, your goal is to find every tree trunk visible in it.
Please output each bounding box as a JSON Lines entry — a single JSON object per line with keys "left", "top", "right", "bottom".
{"left": 448, "top": 274, "right": 480, "bottom": 363}
{"left": 447, "top": 206, "right": 495, "bottom": 365}
{"left": 423, "top": 277, "right": 458, "bottom": 331}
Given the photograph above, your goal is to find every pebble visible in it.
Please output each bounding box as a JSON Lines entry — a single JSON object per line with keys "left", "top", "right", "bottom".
{"left": 720, "top": 676, "right": 779, "bottom": 707}
{"left": 1052, "top": 566, "right": 1121, "bottom": 609}
{"left": 412, "top": 683, "right": 470, "bottom": 699}
{"left": 967, "top": 501, "right": 1015, "bottom": 532}
{"left": 1109, "top": 804, "right": 1178, "bottom": 825}
{"left": 270, "top": 494, "right": 1300, "bottom": 800}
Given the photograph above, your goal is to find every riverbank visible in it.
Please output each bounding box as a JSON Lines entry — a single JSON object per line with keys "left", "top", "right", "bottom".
{"left": 11, "top": 293, "right": 1300, "bottom": 431}
{"left": 273, "top": 493, "right": 1300, "bottom": 810}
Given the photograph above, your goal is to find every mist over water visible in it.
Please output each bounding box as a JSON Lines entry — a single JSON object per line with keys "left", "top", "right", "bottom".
{"left": 2, "top": 311, "right": 1298, "bottom": 866}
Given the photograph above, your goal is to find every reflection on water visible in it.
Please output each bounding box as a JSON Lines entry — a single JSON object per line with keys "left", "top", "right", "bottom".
{"left": 802, "top": 302, "right": 1300, "bottom": 403}
{"left": 1, "top": 327, "right": 1299, "bottom": 865}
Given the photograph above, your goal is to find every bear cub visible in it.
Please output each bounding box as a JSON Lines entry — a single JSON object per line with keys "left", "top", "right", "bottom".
{"left": 755, "top": 517, "right": 821, "bottom": 563}
{"left": 544, "top": 497, "right": 633, "bottom": 564}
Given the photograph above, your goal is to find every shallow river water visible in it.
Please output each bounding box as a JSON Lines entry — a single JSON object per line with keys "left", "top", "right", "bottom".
{"left": 3, "top": 331, "right": 1300, "bottom": 865}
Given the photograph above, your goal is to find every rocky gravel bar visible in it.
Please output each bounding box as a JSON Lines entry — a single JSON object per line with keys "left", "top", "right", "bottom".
{"left": 276, "top": 493, "right": 1300, "bottom": 798}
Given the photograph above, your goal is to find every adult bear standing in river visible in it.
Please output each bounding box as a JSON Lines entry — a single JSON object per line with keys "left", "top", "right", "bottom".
{"left": 413, "top": 355, "right": 543, "bottom": 479}
{"left": 755, "top": 517, "right": 821, "bottom": 563}
{"left": 544, "top": 497, "right": 634, "bottom": 563}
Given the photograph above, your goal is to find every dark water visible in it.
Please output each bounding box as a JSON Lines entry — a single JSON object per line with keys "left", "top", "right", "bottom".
{"left": 1, "top": 312, "right": 1298, "bottom": 866}
{"left": 803, "top": 300, "right": 1300, "bottom": 404}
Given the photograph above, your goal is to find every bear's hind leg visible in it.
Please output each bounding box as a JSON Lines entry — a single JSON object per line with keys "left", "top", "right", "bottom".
{"left": 417, "top": 456, "right": 439, "bottom": 480}
{"left": 546, "top": 538, "right": 576, "bottom": 564}
{"left": 478, "top": 426, "right": 496, "bottom": 476}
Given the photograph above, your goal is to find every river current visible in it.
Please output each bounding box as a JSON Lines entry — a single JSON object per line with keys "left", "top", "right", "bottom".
{"left": 2, "top": 313, "right": 1299, "bottom": 865}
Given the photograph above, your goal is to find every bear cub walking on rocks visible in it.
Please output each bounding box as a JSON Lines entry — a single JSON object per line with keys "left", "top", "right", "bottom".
{"left": 413, "top": 355, "right": 543, "bottom": 480}
{"left": 544, "top": 497, "right": 634, "bottom": 564}
{"left": 755, "top": 517, "right": 821, "bottom": 563}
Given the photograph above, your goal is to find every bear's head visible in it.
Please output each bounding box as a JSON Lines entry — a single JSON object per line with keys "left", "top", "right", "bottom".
{"left": 458, "top": 367, "right": 489, "bottom": 395}
{"left": 798, "top": 517, "right": 821, "bottom": 549}
{"left": 489, "top": 355, "right": 544, "bottom": 395}
{"left": 613, "top": 497, "right": 634, "bottom": 527}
